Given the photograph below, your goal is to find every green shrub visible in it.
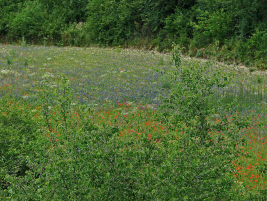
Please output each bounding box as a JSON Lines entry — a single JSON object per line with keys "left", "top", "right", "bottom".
{"left": 193, "top": 9, "right": 233, "bottom": 45}
{"left": 86, "top": 0, "right": 134, "bottom": 46}
{"left": 164, "top": 9, "right": 192, "bottom": 39}
{"left": 236, "top": 30, "right": 267, "bottom": 69}
{"left": 0, "top": 0, "right": 28, "bottom": 36}
{"left": 38, "top": 0, "right": 88, "bottom": 24}
{"left": 61, "top": 22, "right": 90, "bottom": 47}
{"left": 156, "top": 44, "right": 234, "bottom": 141}
{"left": 0, "top": 96, "right": 40, "bottom": 194}
{"left": 7, "top": 1, "right": 46, "bottom": 41}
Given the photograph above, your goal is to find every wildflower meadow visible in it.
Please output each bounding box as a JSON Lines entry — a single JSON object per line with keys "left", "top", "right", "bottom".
{"left": 0, "top": 43, "right": 266, "bottom": 200}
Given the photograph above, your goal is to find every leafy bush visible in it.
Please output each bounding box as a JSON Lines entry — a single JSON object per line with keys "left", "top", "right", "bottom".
{"left": 193, "top": 9, "right": 233, "bottom": 45}
{"left": 1, "top": 93, "right": 239, "bottom": 200}
{"left": 37, "top": 0, "right": 88, "bottom": 24}
{"left": 157, "top": 45, "right": 233, "bottom": 137}
{"left": 61, "top": 22, "right": 90, "bottom": 47}
{"left": 236, "top": 30, "right": 267, "bottom": 69}
{"left": 0, "top": 96, "right": 40, "bottom": 194}
{"left": 86, "top": 0, "right": 134, "bottom": 46}
{"left": 7, "top": 1, "right": 46, "bottom": 41}
{"left": 164, "top": 9, "right": 192, "bottom": 49}
{"left": 0, "top": 0, "right": 28, "bottom": 36}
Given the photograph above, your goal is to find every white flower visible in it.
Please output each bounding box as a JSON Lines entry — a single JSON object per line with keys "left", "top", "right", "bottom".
{"left": 42, "top": 72, "right": 55, "bottom": 78}
{"left": 0, "top": 69, "right": 15, "bottom": 74}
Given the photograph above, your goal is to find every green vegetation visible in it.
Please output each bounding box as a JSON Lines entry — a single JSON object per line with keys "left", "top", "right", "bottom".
{"left": 0, "top": 0, "right": 266, "bottom": 69}
{"left": 0, "top": 44, "right": 267, "bottom": 200}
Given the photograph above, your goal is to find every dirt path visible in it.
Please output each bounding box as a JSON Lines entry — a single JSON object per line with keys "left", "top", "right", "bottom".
{"left": 102, "top": 45, "right": 267, "bottom": 76}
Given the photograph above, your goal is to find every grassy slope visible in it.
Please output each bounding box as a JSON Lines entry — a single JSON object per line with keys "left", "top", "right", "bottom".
{"left": 0, "top": 44, "right": 267, "bottom": 199}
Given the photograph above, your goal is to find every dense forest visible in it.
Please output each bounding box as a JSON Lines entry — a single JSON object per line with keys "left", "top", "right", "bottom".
{"left": 0, "top": 0, "right": 266, "bottom": 69}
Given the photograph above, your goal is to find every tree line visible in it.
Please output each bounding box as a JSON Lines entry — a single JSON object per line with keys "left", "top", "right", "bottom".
{"left": 0, "top": 0, "right": 266, "bottom": 69}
